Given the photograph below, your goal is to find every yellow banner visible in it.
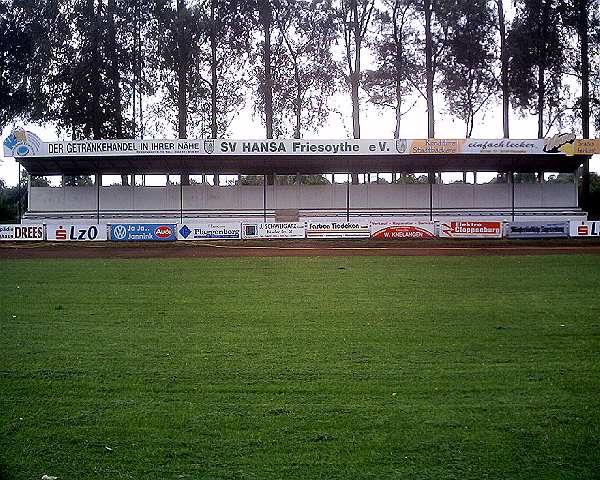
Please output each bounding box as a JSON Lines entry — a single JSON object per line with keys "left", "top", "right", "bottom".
{"left": 574, "top": 139, "right": 600, "bottom": 155}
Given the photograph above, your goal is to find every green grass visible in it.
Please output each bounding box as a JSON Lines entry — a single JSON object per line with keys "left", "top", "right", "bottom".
{"left": 1, "top": 255, "right": 600, "bottom": 479}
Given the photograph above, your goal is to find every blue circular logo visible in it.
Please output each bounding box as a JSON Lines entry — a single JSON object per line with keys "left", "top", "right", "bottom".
{"left": 16, "top": 145, "right": 30, "bottom": 156}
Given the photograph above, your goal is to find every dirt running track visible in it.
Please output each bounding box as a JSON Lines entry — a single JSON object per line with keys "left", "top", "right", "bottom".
{"left": 2, "top": 238, "right": 600, "bottom": 259}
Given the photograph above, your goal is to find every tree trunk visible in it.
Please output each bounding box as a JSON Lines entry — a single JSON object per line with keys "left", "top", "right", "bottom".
{"left": 107, "top": 0, "right": 128, "bottom": 186}
{"left": 497, "top": 0, "right": 509, "bottom": 138}
{"left": 90, "top": 0, "right": 103, "bottom": 140}
{"left": 424, "top": 0, "right": 435, "bottom": 138}
{"left": 579, "top": 0, "right": 590, "bottom": 208}
{"left": 537, "top": 1, "right": 550, "bottom": 139}
{"left": 210, "top": 0, "right": 219, "bottom": 186}
{"left": 293, "top": 57, "right": 302, "bottom": 139}
{"left": 393, "top": 1, "right": 402, "bottom": 138}
{"left": 177, "top": 0, "right": 189, "bottom": 185}
{"left": 259, "top": 1, "right": 274, "bottom": 185}
{"left": 138, "top": 1, "right": 144, "bottom": 139}
{"left": 260, "top": 1, "right": 274, "bottom": 139}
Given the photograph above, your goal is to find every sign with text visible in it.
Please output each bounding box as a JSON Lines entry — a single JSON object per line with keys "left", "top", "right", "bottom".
{"left": 569, "top": 221, "right": 600, "bottom": 237}
{"left": 439, "top": 220, "right": 503, "bottom": 238}
{"left": 47, "top": 223, "right": 107, "bottom": 241}
{"left": 370, "top": 221, "right": 436, "bottom": 239}
{"left": 241, "top": 222, "right": 306, "bottom": 239}
{"left": 506, "top": 222, "right": 569, "bottom": 238}
{"left": 110, "top": 224, "right": 176, "bottom": 241}
{"left": 0, "top": 224, "right": 44, "bottom": 241}
{"left": 306, "top": 221, "right": 370, "bottom": 238}
{"left": 4, "top": 130, "right": 589, "bottom": 158}
{"left": 178, "top": 223, "right": 241, "bottom": 240}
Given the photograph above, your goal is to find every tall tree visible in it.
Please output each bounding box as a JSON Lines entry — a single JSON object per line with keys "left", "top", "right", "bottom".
{"left": 439, "top": 0, "right": 497, "bottom": 137}
{"left": 199, "top": 0, "right": 252, "bottom": 184}
{"left": 258, "top": 0, "right": 274, "bottom": 139}
{"left": 560, "top": 0, "right": 599, "bottom": 208}
{"left": 0, "top": 1, "right": 33, "bottom": 130}
{"left": 496, "top": 0, "right": 510, "bottom": 137}
{"left": 411, "top": 0, "right": 454, "bottom": 138}
{"left": 156, "top": 0, "right": 205, "bottom": 184}
{"left": 509, "top": 0, "right": 568, "bottom": 138}
{"left": 339, "top": 0, "right": 375, "bottom": 140}
{"left": 339, "top": 0, "right": 374, "bottom": 183}
{"left": 271, "top": 0, "right": 338, "bottom": 138}
{"left": 363, "top": 0, "right": 419, "bottom": 138}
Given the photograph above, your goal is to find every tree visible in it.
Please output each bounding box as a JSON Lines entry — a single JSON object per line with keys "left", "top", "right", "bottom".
{"left": 496, "top": 0, "right": 510, "bottom": 137}
{"left": 411, "top": 0, "right": 454, "bottom": 138}
{"left": 338, "top": 0, "right": 375, "bottom": 184}
{"left": 200, "top": 0, "right": 252, "bottom": 139}
{"left": 339, "top": 0, "right": 375, "bottom": 140}
{"left": 156, "top": 0, "right": 206, "bottom": 184}
{"left": 560, "top": 0, "right": 600, "bottom": 209}
{"left": 257, "top": 0, "right": 275, "bottom": 139}
{"left": 270, "top": 0, "right": 338, "bottom": 138}
{"left": 363, "top": 0, "right": 419, "bottom": 138}
{"left": 439, "top": 0, "right": 497, "bottom": 137}
{"left": 0, "top": 1, "right": 31, "bottom": 130}
{"left": 508, "top": 0, "right": 568, "bottom": 138}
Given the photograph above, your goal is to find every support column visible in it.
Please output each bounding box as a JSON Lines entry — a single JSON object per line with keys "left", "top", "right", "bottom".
{"left": 27, "top": 172, "right": 32, "bottom": 214}
{"left": 263, "top": 174, "right": 267, "bottom": 222}
{"left": 95, "top": 173, "right": 101, "bottom": 224}
{"left": 180, "top": 177, "right": 183, "bottom": 224}
{"left": 510, "top": 171, "right": 515, "bottom": 221}
{"left": 429, "top": 171, "right": 434, "bottom": 221}
{"left": 346, "top": 174, "right": 350, "bottom": 221}
{"left": 17, "top": 164, "right": 22, "bottom": 222}
{"left": 582, "top": 158, "right": 590, "bottom": 210}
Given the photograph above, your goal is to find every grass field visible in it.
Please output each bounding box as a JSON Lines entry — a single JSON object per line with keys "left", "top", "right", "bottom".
{"left": 1, "top": 255, "right": 600, "bottom": 479}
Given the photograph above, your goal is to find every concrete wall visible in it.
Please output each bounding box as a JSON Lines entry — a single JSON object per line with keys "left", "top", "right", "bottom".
{"left": 29, "top": 182, "right": 578, "bottom": 213}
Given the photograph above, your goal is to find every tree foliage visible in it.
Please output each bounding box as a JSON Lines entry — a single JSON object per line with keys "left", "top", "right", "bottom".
{"left": 438, "top": 0, "right": 497, "bottom": 137}
{"left": 508, "top": 0, "right": 568, "bottom": 138}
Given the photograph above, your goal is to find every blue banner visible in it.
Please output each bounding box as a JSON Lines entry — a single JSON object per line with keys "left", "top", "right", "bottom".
{"left": 110, "top": 224, "right": 177, "bottom": 241}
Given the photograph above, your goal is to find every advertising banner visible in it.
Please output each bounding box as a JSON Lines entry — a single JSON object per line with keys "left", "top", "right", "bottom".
{"left": 241, "top": 222, "right": 306, "bottom": 239}
{"left": 4, "top": 129, "right": 587, "bottom": 159}
{"left": 177, "top": 223, "right": 241, "bottom": 240}
{"left": 110, "top": 223, "right": 176, "bottom": 241}
{"left": 569, "top": 221, "right": 600, "bottom": 237}
{"left": 439, "top": 220, "right": 503, "bottom": 238}
{"left": 0, "top": 224, "right": 44, "bottom": 241}
{"left": 506, "top": 221, "right": 569, "bottom": 238}
{"left": 46, "top": 223, "right": 107, "bottom": 241}
{"left": 306, "top": 221, "right": 370, "bottom": 238}
{"left": 370, "top": 221, "right": 436, "bottom": 239}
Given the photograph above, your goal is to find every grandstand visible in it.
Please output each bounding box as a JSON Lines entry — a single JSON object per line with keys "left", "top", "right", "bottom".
{"left": 4, "top": 131, "right": 596, "bottom": 224}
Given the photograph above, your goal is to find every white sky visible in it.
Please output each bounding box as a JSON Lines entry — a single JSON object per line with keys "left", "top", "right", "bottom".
{"left": 1, "top": 94, "right": 598, "bottom": 186}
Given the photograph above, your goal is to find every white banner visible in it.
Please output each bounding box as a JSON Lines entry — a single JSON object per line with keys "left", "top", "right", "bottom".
{"left": 570, "top": 221, "right": 600, "bottom": 237}
{"left": 370, "top": 221, "right": 436, "bottom": 239}
{"left": 46, "top": 223, "right": 107, "bottom": 241}
{"left": 439, "top": 220, "right": 503, "bottom": 238}
{"left": 0, "top": 224, "right": 44, "bottom": 241}
{"left": 3, "top": 129, "right": 580, "bottom": 158}
{"left": 242, "top": 222, "right": 306, "bottom": 239}
{"left": 177, "top": 223, "right": 241, "bottom": 240}
{"left": 306, "top": 221, "right": 370, "bottom": 238}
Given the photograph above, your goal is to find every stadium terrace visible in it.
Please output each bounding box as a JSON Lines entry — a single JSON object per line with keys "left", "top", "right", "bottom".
{"left": 3, "top": 131, "right": 599, "bottom": 233}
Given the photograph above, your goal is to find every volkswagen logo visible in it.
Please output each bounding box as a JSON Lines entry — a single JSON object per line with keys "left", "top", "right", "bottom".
{"left": 112, "top": 225, "right": 127, "bottom": 240}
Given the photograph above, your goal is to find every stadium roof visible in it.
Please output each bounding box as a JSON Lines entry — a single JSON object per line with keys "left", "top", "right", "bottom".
{"left": 5, "top": 132, "right": 598, "bottom": 175}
